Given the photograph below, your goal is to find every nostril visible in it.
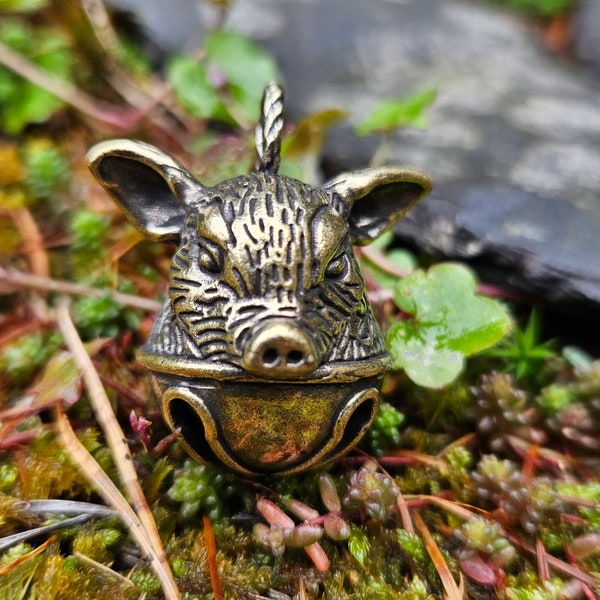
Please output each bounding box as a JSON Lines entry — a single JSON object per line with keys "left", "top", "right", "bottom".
{"left": 262, "top": 347, "right": 280, "bottom": 367}
{"left": 244, "top": 320, "right": 320, "bottom": 378}
{"left": 286, "top": 349, "right": 304, "bottom": 365}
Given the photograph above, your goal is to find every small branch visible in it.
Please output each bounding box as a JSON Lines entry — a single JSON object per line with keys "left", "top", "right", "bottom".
{"left": 55, "top": 298, "right": 180, "bottom": 600}
{"left": 97, "top": 372, "right": 148, "bottom": 408}
{"left": 358, "top": 246, "right": 409, "bottom": 279}
{"left": 11, "top": 208, "right": 49, "bottom": 279}
{"left": 0, "top": 39, "right": 138, "bottom": 130}
{"left": 0, "top": 267, "right": 161, "bottom": 312}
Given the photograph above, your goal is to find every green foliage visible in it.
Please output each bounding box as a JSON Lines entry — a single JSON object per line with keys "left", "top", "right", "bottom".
{"left": 502, "top": 576, "right": 566, "bottom": 599}
{"left": 167, "top": 55, "right": 230, "bottom": 122}
{"left": 168, "top": 30, "right": 280, "bottom": 126}
{"left": 70, "top": 209, "right": 110, "bottom": 257}
{"left": 167, "top": 458, "right": 246, "bottom": 521}
{"left": 455, "top": 516, "right": 516, "bottom": 566}
{"left": 0, "top": 331, "right": 62, "bottom": 384}
{"left": 367, "top": 401, "right": 405, "bottom": 457}
{"left": 485, "top": 309, "right": 556, "bottom": 384}
{"left": 1, "top": 5, "right": 599, "bottom": 598}
{"left": 355, "top": 89, "right": 436, "bottom": 136}
{"left": 536, "top": 382, "right": 574, "bottom": 414}
{"left": 399, "top": 576, "right": 430, "bottom": 600}
{"left": 344, "top": 464, "right": 400, "bottom": 520}
{"left": 361, "top": 231, "right": 418, "bottom": 290}
{"left": 0, "top": 20, "right": 74, "bottom": 133}
{"left": 396, "top": 530, "right": 426, "bottom": 563}
{"left": 130, "top": 570, "right": 161, "bottom": 592}
{"left": 0, "top": 0, "right": 47, "bottom": 9}
{"left": 387, "top": 263, "right": 512, "bottom": 388}
{"left": 348, "top": 524, "right": 370, "bottom": 567}
{"left": 489, "top": 0, "right": 576, "bottom": 17}
{"left": 280, "top": 108, "right": 348, "bottom": 181}
{"left": 72, "top": 293, "right": 140, "bottom": 339}
{"left": 23, "top": 140, "right": 69, "bottom": 200}
{"left": 445, "top": 445, "right": 473, "bottom": 474}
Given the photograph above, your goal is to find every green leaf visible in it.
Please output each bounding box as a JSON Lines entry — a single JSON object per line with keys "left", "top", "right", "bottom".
{"left": 0, "top": 0, "right": 48, "bottom": 9}
{"left": 166, "top": 55, "right": 231, "bottom": 123}
{"left": 387, "top": 263, "right": 512, "bottom": 388}
{"left": 167, "top": 31, "right": 279, "bottom": 126}
{"left": 204, "top": 30, "right": 280, "bottom": 122}
{"left": 348, "top": 525, "right": 370, "bottom": 567}
{"left": 29, "top": 350, "right": 81, "bottom": 408}
{"left": 282, "top": 108, "right": 348, "bottom": 158}
{"left": 355, "top": 89, "right": 436, "bottom": 136}
{"left": 0, "top": 21, "right": 73, "bottom": 133}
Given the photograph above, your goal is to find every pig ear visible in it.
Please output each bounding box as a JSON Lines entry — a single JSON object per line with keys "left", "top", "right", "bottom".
{"left": 324, "top": 167, "right": 431, "bottom": 245}
{"left": 87, "top": 139, "right": 203, "bottom": 243}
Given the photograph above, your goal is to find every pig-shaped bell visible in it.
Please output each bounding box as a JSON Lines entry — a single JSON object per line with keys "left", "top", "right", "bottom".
{"left": 88, "top": 84, "right": 431, "bottom": 475}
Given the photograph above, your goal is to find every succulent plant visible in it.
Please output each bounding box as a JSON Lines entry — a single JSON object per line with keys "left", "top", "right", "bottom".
{"left": 474, "top": 372, "right": 545, "bottom": 453}
{"left": 344, "top": 462, "right": 400, "bottom": 520}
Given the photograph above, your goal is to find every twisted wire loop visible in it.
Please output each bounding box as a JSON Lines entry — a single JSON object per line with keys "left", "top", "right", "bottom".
{"left": 255, "top": 83, "right": 285, "bottom": 174}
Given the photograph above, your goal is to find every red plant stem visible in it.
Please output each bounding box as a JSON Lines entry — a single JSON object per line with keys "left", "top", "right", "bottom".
{"left": 0, "top": 424, "right": 54, "bottom": 451}
{"left": 97, "top": 372, "right": 147, "bottom": 408}
{"left": 503, "top": 531, "right": 596, "bottom": 588}
{"left": 203, "top": 514, "right": 223, "bottom": 600}
{"left": 536, "top": 537, "right": 550, "bottom": 582}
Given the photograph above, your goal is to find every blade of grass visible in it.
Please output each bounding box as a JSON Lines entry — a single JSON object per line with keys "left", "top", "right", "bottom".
{"left": 55, "top": 298, "right": 180, "bottom": 599}
{"left": 0, "top": 515, "right": 95, "bottom": 552}
{"left": 412, "top": 511, "right": 464, "bottom": 600}
{"left": 53, "top": 405, "right": 180, "bottom": 597}
{"left": 0, "top": 535, "right": 57, "bottom": 576}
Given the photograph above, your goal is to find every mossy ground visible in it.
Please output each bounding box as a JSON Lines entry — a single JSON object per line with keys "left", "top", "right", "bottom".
{"left": 1, "top": 2, "right": 599, "bottom": 598}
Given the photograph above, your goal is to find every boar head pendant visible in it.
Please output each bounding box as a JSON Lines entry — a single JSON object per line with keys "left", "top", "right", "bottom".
{"left": 88, "top": 84, "right": 431, "bottom": 475}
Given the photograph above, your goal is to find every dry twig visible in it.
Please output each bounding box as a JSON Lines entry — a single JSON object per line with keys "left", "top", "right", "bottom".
{"left": 55, "top": 298, "right": 180, "bottom": 599}
{"left": 0, "top": 267, "right": 161, "bottom": 312}
{"left": 413, "top": 511, "right": 464, "bottom": 600}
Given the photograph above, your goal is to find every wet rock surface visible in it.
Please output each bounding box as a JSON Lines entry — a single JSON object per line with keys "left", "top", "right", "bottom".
{"left": 111, "top": 0, "right": 600, "bottom": 318}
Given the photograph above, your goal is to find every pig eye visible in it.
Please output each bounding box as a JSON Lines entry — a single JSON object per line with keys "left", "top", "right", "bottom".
{"left": 198, "top": 243, "right": 223, "bottom": 274}
{"left": 325, "top": 253, "right": 347, "bottom": 279}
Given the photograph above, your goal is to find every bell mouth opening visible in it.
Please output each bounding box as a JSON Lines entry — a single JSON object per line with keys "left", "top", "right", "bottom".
{"left": 160, "top": 383, "right": 380, "bottom": 476}
{"left": 166, "top": 395, "right": 221, "bottom": 467}
{"left": 321, "top": 387, "right": 379, "bottom": 468}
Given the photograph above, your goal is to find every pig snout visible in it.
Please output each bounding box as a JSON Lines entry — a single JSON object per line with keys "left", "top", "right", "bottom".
{"left": 243, "top": 319, "right": 321, "bottom": 379}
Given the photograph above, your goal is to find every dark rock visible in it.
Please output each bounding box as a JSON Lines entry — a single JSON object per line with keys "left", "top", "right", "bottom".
{"left": 107, "top": 0, "right": 204, "bottom": 53}
{"left": 227, "top": 0, "right": 600, "bottom": 316}
{"left": 574, "top": 0, "right": 600, "bottom": 73}
{"left": 109, "top": 0, "right": 600, "bottom": 319}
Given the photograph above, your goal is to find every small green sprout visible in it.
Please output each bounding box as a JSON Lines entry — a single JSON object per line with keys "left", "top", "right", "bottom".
{"left": 485, "top": 309, "right": 556, "bottom": 384}
{"left": 348, "top": 525, "right": 370, "bottom": 567}
{"left": 355, "top": 90, "right": 437, "bottom": 136}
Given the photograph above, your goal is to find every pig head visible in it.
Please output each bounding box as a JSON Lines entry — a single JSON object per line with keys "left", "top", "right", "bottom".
{"left": 88, "top": 87, "right": 430, "bottom": 475}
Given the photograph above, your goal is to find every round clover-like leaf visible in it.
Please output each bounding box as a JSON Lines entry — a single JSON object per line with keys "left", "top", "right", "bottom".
{"left": 387, "top": 263, "right": 511, "bottom": 388}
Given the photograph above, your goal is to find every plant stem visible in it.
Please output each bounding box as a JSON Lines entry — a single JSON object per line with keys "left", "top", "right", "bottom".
{"left": 0, "top": 40, "right": 138, "bottom": 130}
{"left": 0, "top": 267, "right": 161, "bottom": 312}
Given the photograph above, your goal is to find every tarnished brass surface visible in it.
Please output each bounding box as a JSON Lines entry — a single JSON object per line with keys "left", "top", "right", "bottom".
{"left": 87, "top": 84, "right": 431, "bottom": 475}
